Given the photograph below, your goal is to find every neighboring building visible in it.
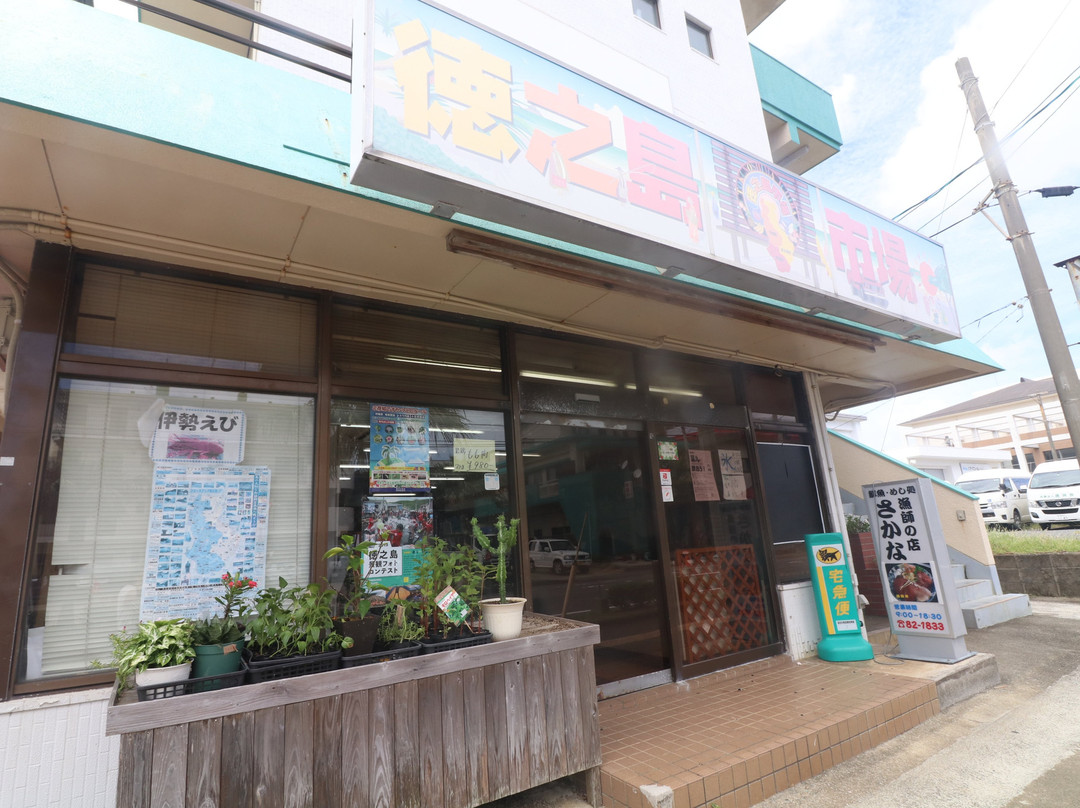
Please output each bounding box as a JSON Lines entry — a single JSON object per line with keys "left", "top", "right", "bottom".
{"left": 0, "top": 1, "right": 1000, "bottom": 804}
{"left": 900, "top": 377, "right": 1072, "bottom": 482}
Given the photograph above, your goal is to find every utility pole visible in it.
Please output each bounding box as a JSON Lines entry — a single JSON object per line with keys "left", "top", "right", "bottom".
{"left": 956, "top": 57, "right": 1080, "bottom": 455}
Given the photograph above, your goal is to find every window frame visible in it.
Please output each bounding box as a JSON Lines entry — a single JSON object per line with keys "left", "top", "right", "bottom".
{"left": 632, "top": 0, "right": 661, "bottom": 29}
{"left": 685, "top": 16, "right": 713, "bottom": 58}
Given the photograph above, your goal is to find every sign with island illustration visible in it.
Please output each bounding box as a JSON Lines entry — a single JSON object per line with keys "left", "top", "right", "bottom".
{"left": 140, "top": 464, "right": 270, "bottom": 620}
{"left": 369, "top": 403, "right": 431, "bottom": 493}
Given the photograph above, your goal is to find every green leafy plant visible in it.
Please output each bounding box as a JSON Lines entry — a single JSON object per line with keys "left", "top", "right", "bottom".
{"left": 377, "top": 602, "right": 424, "bottom": 646}
{"left": 108, "top": 618, "right": 195, "bottom": 692}
{"left": 323, "top": 533, "right": 382, "bottom": 620}
{"left": 472, "top": 515, "right": 519, "bottom": 603}
{"left": 245, "top": 577, "right": 351, "bottom": 659}
{"left": 414, "top": 536, "right": 485, "bottom": 637}
{"left": 846, "top": 513, "right": 871, "bottom": 537}
{"left": 191, "top": 571, "right": 256, "bottom": 646}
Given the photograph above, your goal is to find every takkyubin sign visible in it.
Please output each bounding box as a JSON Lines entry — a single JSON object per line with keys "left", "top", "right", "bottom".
{"left": 350, "top": 0, "right": 959, "bottom": 343}
{"left": 862, "top": 477, "right": 972, "bottom": 664}
{"left": 804, "top": 533, "right": 873, "bottom": 662}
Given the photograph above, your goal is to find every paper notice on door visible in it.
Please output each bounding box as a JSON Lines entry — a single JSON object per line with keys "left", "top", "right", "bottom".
{"left": 689, "top": 449, "right": 720, "bottom": 501}
{"left": 717, "top": 450, "right": 743, "bottom": 475}
{"left": 722, "top": 474, "right": 747, "bottom": 500}
{"left": 661, "top": 485, "right": 674, "bottom": 502}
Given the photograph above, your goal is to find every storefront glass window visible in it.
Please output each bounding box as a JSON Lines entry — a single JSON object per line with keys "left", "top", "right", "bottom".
{"left": 68, "top": 265, "right": 318, "bottom": 377}
{"left": 642, "top": 351, "right": 738, "bottom": 423}
{"left": 20, "top": 380, "right": 314, "bottom": 683}
{"left": 331, "top": 305, "right": 505, "bottom": 400}
{"left": 327, "top": 400, "right": 513, "bottom": 597}
{"left": 517, "top": 334, "right": 640, "bottom": 418}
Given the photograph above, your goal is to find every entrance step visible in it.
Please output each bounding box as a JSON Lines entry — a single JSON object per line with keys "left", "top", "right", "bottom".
{"left": 954, "top": 577, "right": 995, "bottom": 602}
{"left": 598, "top": 656, "right": 940, "bottom": 808}
{"left": 962, "top": 593, "right": 1032, "bottom": 630}
{"left": 951, "top": 563, "right": 968, "bottom": 582}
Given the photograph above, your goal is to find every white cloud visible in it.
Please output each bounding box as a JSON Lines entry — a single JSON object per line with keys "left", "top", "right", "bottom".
{"left": 754, "top": 0, "right": 1080, "bottom": 457}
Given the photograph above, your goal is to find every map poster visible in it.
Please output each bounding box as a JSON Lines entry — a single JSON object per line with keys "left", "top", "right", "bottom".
{"left": 149, "top": 405, "right": 246, "bottom": 465}
{"left": 140, "top": 464, "right": 270, "bottom": 620}
{"left": 369, "top": 403, "right": 430, "bottom": 493}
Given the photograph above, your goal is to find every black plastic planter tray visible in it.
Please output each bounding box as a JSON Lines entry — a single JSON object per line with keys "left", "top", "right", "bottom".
{"left": 341, "top": 640, "right": 423, "bottom": 668}
{"left": 136, "top": 667, "right": 246, "bottom": 701}
{"left": 419, "top": 630, "right": 493, "bottom": 654}
{"left": 243, "top": 649, "right": 342, "bottom": 683}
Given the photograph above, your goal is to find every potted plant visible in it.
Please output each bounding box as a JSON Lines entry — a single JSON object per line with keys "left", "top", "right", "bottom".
{"left": 414, "top": 536, "right": 492, "bottom": 653}
{"left": 190, "top": 571, "right": 255, "bottom": 681}
{"left": 108, "top": 618, "right": 196, "bottom": 693}
{"left": 324, "top": 533, "right": 383, "bottom": 657}
{"left": 243, "top": 577, "right": 351, "bottom": 682}
{"left": 342, "top": 601, "right": 425, "bottom": 668}
{"left": 472, "top": 515, "right": 527, "bottom": 641}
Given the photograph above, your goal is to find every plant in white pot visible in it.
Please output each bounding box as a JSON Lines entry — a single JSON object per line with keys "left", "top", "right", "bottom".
{"left": 472, "top": 515, "right": 526, "bottom": 641}
{"left": 108, "top": 618, "right": 196, "bottom": 693}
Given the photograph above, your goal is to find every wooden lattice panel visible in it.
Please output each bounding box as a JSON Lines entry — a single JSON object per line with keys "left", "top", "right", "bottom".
{"left": 675, "top": 545, "right": 768, "bottom": 664}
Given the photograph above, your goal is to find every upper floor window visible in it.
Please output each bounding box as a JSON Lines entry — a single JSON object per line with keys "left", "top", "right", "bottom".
{"left": 686, "top": 18, "right": 713, "bottom": 57}
{"left": 632, "top": 0, "right": 660, "bottom": 28}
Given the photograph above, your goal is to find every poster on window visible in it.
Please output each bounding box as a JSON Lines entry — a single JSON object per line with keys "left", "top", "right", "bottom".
{"left": 140, "top": 464, "right": 270, "bottom": 620}
{"left": 369, "top": 404, "right": 430, "bottom": 493}
{"left": 356, "top": 497, "right": 433, "bottom": 589}
{"left": 360, "top": 496, "right": 433, "bottom": 547}
{"left": 149, "top": 405, "right": 246, "bottom": 465}
{"left": 689, "top": 450, "right": 720, "bottom": 501}
{"left": 453, "top": 438, "right": 496, "bottom": 472}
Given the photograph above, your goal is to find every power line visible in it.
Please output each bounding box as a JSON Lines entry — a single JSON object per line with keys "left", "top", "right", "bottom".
{"left": 894, "top": 60, "right": 1080, "bottom": 223}
{"left": 988, "top": 0, "right": 1075, "bottom": 114}
{"left": 962, "top": 297, "right": 1027, "bottom": 330}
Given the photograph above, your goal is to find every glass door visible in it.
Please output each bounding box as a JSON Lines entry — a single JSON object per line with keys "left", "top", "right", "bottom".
{"left": 652, "top": 423, "right": 781, "bottom": 678}
{"left": 521, "top": 414, "right": 670, "bottom": 686}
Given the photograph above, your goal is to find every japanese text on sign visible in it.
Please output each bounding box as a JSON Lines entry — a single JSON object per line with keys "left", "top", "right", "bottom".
{"left": 453, "top": 438, "right": 496, "bottom": 473}
{"left": 864, "top": 478, "right": 961, "bottom": 640}
{"left": 149, "top": 406, "right": 246, "bottom": 465}
{"left": 359, "top": 0, "right": 960, "bottom": 340}
{"left": 364, "top": 542, "right": 403, "bottom": 579}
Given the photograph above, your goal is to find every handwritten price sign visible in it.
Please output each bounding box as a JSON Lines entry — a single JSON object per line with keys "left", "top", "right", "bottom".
{"left": 453, "top": 439, "right": 496, "bottom": 473}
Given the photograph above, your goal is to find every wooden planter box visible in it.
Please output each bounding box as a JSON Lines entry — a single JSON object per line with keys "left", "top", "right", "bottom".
{"left": 106, "top": 616, "right": 601, "bottom": 807}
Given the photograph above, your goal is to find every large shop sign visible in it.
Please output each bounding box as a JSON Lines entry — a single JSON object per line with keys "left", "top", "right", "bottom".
{"left": 350, "top": 0, "right": 959, "bottom": 343}
{"left": 862, "top": 477, "right": 972, "bottom": 664}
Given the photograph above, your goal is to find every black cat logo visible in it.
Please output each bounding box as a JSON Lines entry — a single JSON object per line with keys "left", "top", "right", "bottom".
{"left": 817, "top": 547, "right": 841, "bottom": 563}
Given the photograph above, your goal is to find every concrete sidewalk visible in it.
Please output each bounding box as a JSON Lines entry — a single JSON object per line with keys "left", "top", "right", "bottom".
{"left": 484, "top": 599, "right": 1080, "bottom": 808}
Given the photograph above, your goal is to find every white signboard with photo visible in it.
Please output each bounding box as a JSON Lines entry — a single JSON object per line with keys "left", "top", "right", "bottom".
{"left": 861, "top": 477, "right": 971, "bottom": 663}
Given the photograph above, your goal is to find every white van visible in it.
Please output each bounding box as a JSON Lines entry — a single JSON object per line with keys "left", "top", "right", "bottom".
{"left": 954, "top": 468, "right": 1031, "bottom": 528}
{"left": 1027, "top": 459, "right": 1080, "bottom": 530}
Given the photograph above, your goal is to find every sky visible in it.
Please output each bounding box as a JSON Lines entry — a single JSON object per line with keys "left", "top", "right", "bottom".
{"left": 750, "top": 0, "right": 1080, "bottom": 456}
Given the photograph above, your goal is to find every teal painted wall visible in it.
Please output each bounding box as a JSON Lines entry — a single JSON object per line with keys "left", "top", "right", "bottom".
{"left": 750, "top": 45, "right": 842, "bottom": 148}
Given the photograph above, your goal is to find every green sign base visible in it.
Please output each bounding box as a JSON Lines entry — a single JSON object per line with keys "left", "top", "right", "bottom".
{"left": 817, "top": 633, "right": 874, "bottom": 662}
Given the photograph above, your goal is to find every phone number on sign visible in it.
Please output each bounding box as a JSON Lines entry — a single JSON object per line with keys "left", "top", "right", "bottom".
{"left": 896, "top": 620, "right": 945, "bottom": 631}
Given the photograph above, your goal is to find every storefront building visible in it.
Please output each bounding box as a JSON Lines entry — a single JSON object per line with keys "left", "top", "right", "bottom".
{"left": 0, "top": 0, "right": 999, "bottom": 802}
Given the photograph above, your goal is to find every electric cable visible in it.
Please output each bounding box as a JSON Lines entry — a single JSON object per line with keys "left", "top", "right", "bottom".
{"left": 895, "top": 60, "right": 1080, "bottom": 224}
